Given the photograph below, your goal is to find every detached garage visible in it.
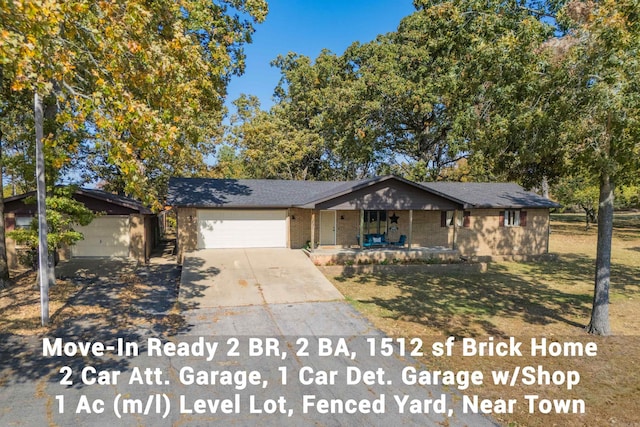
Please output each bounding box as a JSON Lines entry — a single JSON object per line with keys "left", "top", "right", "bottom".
{"left": 197, "top": 209, "right": 287, "bottom": 249}
{"left": 4, "top": 188, "right": 156, "bottom": 270}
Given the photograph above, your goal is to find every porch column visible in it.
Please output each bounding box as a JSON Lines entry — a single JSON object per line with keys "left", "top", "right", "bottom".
{"left": 310, "top": 210, "right": 316, "bottom": 250}
{"left": 408, "top": 209, "right": 413, "bottom": 249}
{"left": 359, "top": 209, "right": 365, "bottom": 248}
{"left": 452, "top": 209, "right": 458, "bottom": 250}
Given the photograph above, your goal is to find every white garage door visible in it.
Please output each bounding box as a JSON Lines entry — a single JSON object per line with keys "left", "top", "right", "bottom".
{"left": 197, "top": 210, "right": 287, "bottom": 249}
{"left": 71, "top": 216, "right": 130, "bottom": 257}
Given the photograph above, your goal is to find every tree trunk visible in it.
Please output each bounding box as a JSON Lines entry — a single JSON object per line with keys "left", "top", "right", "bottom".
{"left": 541, "top": 175, "right": 549, "bottom": 199}
{"left": 586, "top": 173, "right": 613, "bottom": 335}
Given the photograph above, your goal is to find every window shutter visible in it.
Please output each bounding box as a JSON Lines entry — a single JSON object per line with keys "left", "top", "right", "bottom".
{"left": 463, "top": 211, "right": 471, "bottom": 227}
{"left": 441, "top": 211, "right": 447, "bottom": 227}
{"left": 520, "top": 211, "right": 527, "bottom": 227}
{"left": 499, "top": 211, "right": 505, "bottom": 227}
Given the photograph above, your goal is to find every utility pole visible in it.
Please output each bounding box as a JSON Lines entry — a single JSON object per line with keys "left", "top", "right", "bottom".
{"left": 35, "top": 91, "right": 49, "bottom": 326}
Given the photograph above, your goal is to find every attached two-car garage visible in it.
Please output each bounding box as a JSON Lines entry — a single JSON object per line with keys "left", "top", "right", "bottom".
{"left": 197, "top": 209, "right": 287, "bottom": 249}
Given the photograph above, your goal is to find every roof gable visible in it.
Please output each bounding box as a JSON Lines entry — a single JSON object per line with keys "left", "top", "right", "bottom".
{"left": 307, "top": 176, "right": 462, "bottom": 210}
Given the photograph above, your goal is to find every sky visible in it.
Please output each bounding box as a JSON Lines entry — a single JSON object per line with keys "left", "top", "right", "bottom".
{"left": 225, "top": 0, "right": 417, "bottom": 112}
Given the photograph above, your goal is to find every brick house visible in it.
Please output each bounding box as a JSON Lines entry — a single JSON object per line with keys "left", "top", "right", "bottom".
{"left": 4, "top": 188, "right": 157, "bottom": 269}
{"left": 168, "top": 175, "right": 560, "bottom": 262}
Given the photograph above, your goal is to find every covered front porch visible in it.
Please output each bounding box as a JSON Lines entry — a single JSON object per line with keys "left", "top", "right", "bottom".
{"left": 303, "top": 207, "right": 465, "bottom": 250}
{"left": 290, "top": 175, "right": 467, "bottom": 253}
{"left": 307, "top": 245, "right": 461, "bottom": 266}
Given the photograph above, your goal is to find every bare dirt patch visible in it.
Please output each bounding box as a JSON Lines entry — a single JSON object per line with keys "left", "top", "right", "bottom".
{"left": 0, "top": 273, "right": 92, "bottom": 336}
{"left": 0, "top": 261, "right": 184, "bottom": 337}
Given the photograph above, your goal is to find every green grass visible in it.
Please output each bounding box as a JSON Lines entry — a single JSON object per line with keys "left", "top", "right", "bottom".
{"left": 325, "top": 213, "right": 640, "bottom": 426}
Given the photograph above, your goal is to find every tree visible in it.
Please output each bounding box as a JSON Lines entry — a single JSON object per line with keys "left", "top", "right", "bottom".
{"left": 556, "top": 0, "right": 640, "bottom": 335}
{"left": 212, "top": 144, "right": 247, "bottom": 178}
{"left": 231, "top": 0, "right": 551, "bottom": 183}
{"left": 469, "top": 0, "right": 640, "bottom": 335}
{"left": 228, "top": 93, "right": 326, "bottom": 180}
{"left": 0, "top": 122, "right": 7, "bottom": 284}
{"left": 341, "top": 5, "right": 475, "bottom": 181}
{"left": 7, "top": 187, "right": 94, "bottom": 269}
{"left": 1, "top": 0, "right": 268, "bottom": 207}
{"left": 553, "top": 175, "right": 600, "bottom": 227}
{"left": 0, "top": 0, "right": 267, "bottom": 286}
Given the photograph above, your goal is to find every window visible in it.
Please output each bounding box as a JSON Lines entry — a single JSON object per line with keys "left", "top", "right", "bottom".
{"left": 15, "top": 216, "right": 33, "bottom": 229}
{"left": 501, "top": 210, "right": 527, "bottom": 227}
{"left": 506, "top": 210, "right": 520, "bottom": 227}
{"left": 441, "top": 211, "right": 462, "bottom": 227}
{"left": 441, "top": 211, "right": 470, "bottom": 227}
{"left": 446, "top": 210, "right": 456, "bottom": 227}
{"left": 364, "top": 210, "right": 387, "bottom": 234}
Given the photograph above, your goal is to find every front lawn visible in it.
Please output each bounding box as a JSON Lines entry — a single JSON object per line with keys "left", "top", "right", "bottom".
{"left": 324, "top": 213, "right": 640, "bottom": 426}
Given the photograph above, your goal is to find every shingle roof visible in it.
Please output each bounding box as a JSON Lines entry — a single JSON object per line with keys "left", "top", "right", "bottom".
{"left": 4, "top": 187, "right": 152, "bottom": 214}
{"left": 420, "top": 182, "right": 561, "bottom": 209}
{"left": 167, "top": 177, "right": 350, "bottom": 208}
{"left": 168, "top": 176, "right": 560, "bottom": 209}
{"left": 76, "top": 188, "right": 153, "bottom": 214}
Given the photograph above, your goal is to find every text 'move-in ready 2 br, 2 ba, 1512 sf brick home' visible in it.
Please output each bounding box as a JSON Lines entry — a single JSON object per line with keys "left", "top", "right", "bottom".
{"left": 168, "top": 175, "right": 560, "bottom": 263}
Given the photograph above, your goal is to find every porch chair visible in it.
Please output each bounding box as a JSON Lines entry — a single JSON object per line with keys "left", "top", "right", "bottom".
{"left": 390, "top": 234, "right": 407, "bottom": 247}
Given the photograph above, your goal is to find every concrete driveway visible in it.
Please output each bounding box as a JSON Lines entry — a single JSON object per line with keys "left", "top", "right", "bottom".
{"left": 174, "top": 250, "right": 496, "bottom": 426}
{"left": 179, "top": 248, "right": 344, "bottom": 308}
{"left": 0, "top": 252, "right": 497, "bottom": 426}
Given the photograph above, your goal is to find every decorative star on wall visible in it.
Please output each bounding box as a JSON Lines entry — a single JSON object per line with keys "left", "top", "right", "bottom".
{"left": 390, "top": 213, "right": 399, "bottom": 224}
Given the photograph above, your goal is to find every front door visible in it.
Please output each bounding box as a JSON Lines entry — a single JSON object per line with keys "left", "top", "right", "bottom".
{"left": 319, "top": 210, "right": 336, "bottom": 245}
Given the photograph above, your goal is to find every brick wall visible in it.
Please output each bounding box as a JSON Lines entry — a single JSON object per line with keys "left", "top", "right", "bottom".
{"left": 4, "top": 213, "right": 19, "bottom": 270}
{"left": 289, "top": 208, "right": 311, "bottom": 249}
{"left": 456, "top": 208, "right": 550, "bottom": 256}
{"left": 411, "top": 210, "right": 452, "bottom": 248}
{"left": 129, "top": 214, "right": 145, "bottom": 263}
{"left": 336, "top": 210, "right": 360, "bottom": 247}
{"left": 175, "top": 207, "right": 550, "bottom": 258}
{"left": 176, "top": 207, "right": 197, "bottom": 263}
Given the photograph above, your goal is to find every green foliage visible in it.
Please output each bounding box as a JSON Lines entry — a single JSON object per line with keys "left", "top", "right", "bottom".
{"left": 212, "top": 144, "right": 248, "bottom": 178}
{"left": 227, "top": 0, "right": 557, "bottom": 183}
{"left": 227, "top": 93, "right": 329, "bottom": 180}
{"left": 466, "top": 0, "right": 640, "bottom": 334}
{"left": 616, "top": 186, "right": 640, "bottom": 210}
{"left": 1, "top": 0, "right": 268, "bottom": 208}
{"left": 553, "top": 175, "right": 599, "bottom": 225}
{"left": 7, "top": 188, "right": 95, "bottom": 259}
